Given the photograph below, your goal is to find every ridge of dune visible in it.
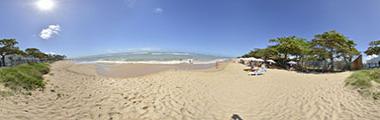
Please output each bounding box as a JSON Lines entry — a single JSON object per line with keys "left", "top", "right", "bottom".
{"left": 0, "top": 61, "right": 379, "bottom": 120}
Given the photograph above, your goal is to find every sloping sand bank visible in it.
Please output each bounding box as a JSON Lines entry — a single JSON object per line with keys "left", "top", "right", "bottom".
{"left": 0, "top": 61, "right": 379, "bottom": 120}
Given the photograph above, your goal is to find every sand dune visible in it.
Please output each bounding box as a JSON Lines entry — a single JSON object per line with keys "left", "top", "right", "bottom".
{"left": 0, "top": 61, "right": 379, "bottom": 120}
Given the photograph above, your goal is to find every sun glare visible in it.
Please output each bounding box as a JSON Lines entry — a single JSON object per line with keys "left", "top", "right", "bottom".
{"left": 36, "top": 0, "right": 55, "bottom": 11}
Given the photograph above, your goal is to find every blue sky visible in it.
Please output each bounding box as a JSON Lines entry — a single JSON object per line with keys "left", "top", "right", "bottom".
{"left": 1, "top": 0, "right": 380, "bottom": 57}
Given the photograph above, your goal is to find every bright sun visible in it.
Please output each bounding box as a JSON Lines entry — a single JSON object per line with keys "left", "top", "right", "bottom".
{"left": 36, "top": 0, "right": 55, "bottom": 11}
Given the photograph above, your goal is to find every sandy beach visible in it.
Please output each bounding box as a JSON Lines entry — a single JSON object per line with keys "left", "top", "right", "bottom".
{"left": 0, "top": 61, "right": 379, "bottom": 120}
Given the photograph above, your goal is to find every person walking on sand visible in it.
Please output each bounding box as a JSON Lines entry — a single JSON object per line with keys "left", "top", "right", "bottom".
{"left": 188, "top": 59, "right": 193, "bottom": 64}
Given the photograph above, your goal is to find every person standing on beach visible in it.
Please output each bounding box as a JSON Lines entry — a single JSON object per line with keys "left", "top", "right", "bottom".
{"left": 188, "top": 59, "right": 193, "bottom": 64}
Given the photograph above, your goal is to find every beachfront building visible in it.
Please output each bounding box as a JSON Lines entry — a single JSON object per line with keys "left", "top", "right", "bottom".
{"left": 366, "top": 55, "right": 380, "bottom": 68}
{"left": 0, "top": 55, "right": 41, "bottom": 67}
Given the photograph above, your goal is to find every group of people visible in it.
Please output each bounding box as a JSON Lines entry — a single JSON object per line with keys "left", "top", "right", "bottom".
{"left": 247, "top": 61, "right": 268, "bottom": 76}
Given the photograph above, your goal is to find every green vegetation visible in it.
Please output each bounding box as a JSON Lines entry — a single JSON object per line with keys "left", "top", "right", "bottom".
{"left": 0, "top": 39, "right": 23, "bottom": 67}
{"left": 364, "top": 40, "right": 380, "bottom": 55}
{"left": 311, "top": 31, "right": 360, "bottom": 71}
{"left": 345, "top": 69, "right": 380, "bottom": 100}
{"left": 242, "top": 30, "right": 360, "bottom": 72}
{"left": 0, "top": 38, "right": 66, "bottom": 67}
{"left": 0, "top": 63, "right": 49, "bottom": 91}
{"left": 0, "top": 38, "right": 64, "bottom": 96}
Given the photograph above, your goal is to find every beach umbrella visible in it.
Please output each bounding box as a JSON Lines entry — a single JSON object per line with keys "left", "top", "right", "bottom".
{"left": 254, "top": 58, "right": 264, "bottom": 62}
{"left": 288, "top": 61, "right": 297, "bottom": 65}
{"left": 267, "top": 60, "right": 276, "bottom": 63}
{"left": 247, "top": 57, "right": 257, "bottom": 61}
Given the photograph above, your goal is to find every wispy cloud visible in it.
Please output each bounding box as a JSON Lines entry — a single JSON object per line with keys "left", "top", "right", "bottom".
{"left": 124, "top": 0, "right": 137, "bottom": 8}
{"left": 153, "top": 8, "right": 163, "bottom": 14}
{"left": 40, "top": 24, "right": 61, "bottom": 40}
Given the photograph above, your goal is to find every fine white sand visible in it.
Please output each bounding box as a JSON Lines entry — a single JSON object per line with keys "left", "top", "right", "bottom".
{"left": 0, "top": 61, "right": 379, "bottom": 120}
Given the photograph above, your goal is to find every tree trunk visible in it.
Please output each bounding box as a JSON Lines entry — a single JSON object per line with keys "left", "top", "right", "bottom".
{"left": 330, "top": 57, "right": 334, "bottom": 72}
{"left": 284, "top": 53, "right": 288, "bottom": 60}
{"left": 329, "top": 49, "right": 334, "bottom": 72}
{"left": 346, "top": 56, "right": 353, "bottom": 71}
{"left": 0, "top": 55, "right": 5, "bottom": 67}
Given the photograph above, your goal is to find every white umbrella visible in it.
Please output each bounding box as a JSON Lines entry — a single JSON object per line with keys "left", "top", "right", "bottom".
{"left": 288, "top": 61, "right": 297, "bottom": 65}
{"left": 267, "top": 60, "right": 276, "bottom": 63}
{"left": 254, "top": 58, "right": 264, "bottom": 62}
{"left": 247, "top": 57, "right": 257, "bottom": 61}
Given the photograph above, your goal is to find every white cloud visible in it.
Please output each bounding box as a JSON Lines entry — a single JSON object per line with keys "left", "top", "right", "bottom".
{"left": 40, "top": 24, "right": 61, "bottom": 40}
{"left": 125, "top": 0, "right": 137, "bottom": 8}
{"left": 154, "top": 8, "right": 163, "bottom": 14}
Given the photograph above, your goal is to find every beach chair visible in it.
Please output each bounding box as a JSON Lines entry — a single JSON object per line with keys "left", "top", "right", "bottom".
{"left": 248, "top": 68, "right": 265, "bottom": 76}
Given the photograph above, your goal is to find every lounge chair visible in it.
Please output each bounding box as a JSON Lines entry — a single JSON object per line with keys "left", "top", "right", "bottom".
{"left": 248, "top": 68, "right": 265, "bottom": 76}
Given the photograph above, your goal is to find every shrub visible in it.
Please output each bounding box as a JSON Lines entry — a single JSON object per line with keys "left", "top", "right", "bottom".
{"left": 345, "top": 69, "right": 380, "bottom": 100}
{"left": 0, "top": 63, "right": 49, "bottom": 91}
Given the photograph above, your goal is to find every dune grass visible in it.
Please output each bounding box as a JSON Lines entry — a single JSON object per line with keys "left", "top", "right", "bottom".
{"left": 0, "top": 63, "right": 49, "bottom": 92}
{"left": 345, "top": 68, "right": 380, "bottom": 100}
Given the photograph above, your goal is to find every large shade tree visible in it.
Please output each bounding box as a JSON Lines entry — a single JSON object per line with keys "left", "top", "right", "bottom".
{"left": 311, "top": 30, "right": 359, "bottom": 71}
{"left": 269, "top": 36, "right": 309, "bottom": 60}
{"left": 242, "top": 47, "right": 278, "bottom": 60}
{"left": 269, "top": 36, "right": 310, "bottom": 68}
{"left": 0, "top": 39, "right": 22, "bottom": 67}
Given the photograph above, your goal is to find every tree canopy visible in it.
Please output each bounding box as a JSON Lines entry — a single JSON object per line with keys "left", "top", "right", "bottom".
{"left": 364, "top": 40, "right": 380, "bottom": 55}
{"left": 311, "top": 30, "right": 359, "bottom": 71}
{"left": 25, "top": 48, "right": 48, "bottom": 60}
{"left": 0, "top": 38, "right": 65, "bottom": 67}
{"left": 242, "top": 30, "right": 360, "bottom": 72}
{"left": 269, "top": 36, "right": 309, "bottom": 60}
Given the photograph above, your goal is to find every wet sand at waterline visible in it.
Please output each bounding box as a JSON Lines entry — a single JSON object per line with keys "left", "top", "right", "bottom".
{"left": 0, "top": 61, "right": 379, "bottom": 120}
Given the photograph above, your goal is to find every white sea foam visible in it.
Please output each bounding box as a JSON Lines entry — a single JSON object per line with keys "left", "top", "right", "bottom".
{"left": 74, "top": 51, "right": 230, "bottom": 65}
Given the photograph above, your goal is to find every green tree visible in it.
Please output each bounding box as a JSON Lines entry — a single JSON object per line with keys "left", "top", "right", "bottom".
{"left": 25, "top": 48, "right": 48, "bottom": 60}
{"left": 339, "top": 40, "right": 360, "bottom": 70}
{"left": 46, "top": 54, "right": 66, "bottom": 61}
{"left": 269, "top": 36, "right": 310, "bottom": 69}
{"left": 311, "top": 30, "right": 358, "bottom": 71}
{"left": 0, "top": 39, "right": 22, "bottom": 67}
{"left": 241, "top": 47, "right": 278, "bottom": 60}
{"left": 269, "top": 36, "right": 309, "bottom": 60}
{"left": 364, "top": 40, "right": 380, "bottom": 55}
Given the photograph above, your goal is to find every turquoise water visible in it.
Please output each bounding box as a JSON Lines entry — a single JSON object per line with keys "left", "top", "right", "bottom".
{"left": 73, "top": 51, "right": 230, "bottom": 64}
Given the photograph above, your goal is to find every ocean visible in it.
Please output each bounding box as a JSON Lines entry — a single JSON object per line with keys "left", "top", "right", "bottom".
{"left": 73, "top": 51, "right": 230, "bottom": 64}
